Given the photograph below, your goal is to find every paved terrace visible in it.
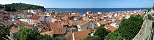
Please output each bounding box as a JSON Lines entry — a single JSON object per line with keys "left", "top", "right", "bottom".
{"left": 133, "top": 11, "right": 154, "bottom": 40}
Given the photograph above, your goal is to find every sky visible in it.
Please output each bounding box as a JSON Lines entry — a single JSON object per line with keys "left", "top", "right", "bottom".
{"left": 0, "top": 0, "right": 154, "bottom": 8}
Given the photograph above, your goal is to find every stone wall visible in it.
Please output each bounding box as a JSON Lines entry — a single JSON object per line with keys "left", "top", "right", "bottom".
{"left": 133, "top": 12, "right": 153, "bottom": 40}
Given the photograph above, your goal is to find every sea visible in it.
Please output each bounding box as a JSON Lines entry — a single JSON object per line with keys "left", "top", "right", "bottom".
{"left": 46, "top": 8, "right": 150, "bottom": 14}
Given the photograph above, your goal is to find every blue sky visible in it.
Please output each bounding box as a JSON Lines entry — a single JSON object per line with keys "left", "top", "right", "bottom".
{"left": 0, "top": 0, "right": 154, "bottom": 8}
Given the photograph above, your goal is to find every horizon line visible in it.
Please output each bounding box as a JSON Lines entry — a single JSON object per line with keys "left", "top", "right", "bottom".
{"left": 45, "top": 7, "right": 152, "bottom": 8}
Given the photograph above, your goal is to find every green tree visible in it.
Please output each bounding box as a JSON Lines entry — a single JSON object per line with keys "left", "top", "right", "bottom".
{"left": 104, "top": 15, "right": 143, "bottom": 40}
{"left": 16, "top": 27, "right": 51, "bottom": 40}
{"left": 105, "top": 30, "right": 122, "bottom": 40}
{"left": 17, "top": 27, "right": 39, "bottom": 40}
{"left": 4, "top": 5, "right": 17, "bottom": 11}
{"left": 38, "top": 35, "right": 51, "bottom": 40}
{"left": 3, "top": 3, "right": 45, "bottom": 11}
{"left": 51, "top": 34, "right": 66, "bottom": 40}
{"left": 120, "top": 15, "right": 143, "bottom": 39}
{"left": 0, "top": 4, "right": 4, "bottom": 9}
{"left": 84, "top": 36, "right": 101, "bottom": 40}
{"left": 0, "top": 23, "right": 10, "bottom": 40}
{"left": 94, "top": 25, "right": 109, "bottom": 40}
{"left": 5, "top": 3, "right": 45, "bottom": 10}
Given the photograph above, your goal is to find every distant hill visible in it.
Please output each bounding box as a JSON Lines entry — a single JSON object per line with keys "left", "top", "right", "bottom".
{"left": 0, "top": 4, "right": 4, "bottom": 9}
{"left": 3, "top": 3, "right": 45, "bottom": 11}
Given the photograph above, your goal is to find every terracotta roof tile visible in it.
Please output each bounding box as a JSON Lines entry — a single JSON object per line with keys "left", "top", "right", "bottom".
{"left": 29, "top": 14, "right": 45, "bottom": 20}
{"left": 4, "top": 20, "right": 12, "bottom": 26}
{"left": 74, "top": 30, "right": 90, "bottom": 40}
{"left": 104, "top": 26, "right": 116, "bottom": 32}
{"left": 29, "top": 15, "right": 41, "bottom": 20}
{"left": 37, "top": 14, "right": 45, "bottom": 16}
{"left": 88, "top": 14, "right": 95, "bottom": 17}
{"left": 10, "top": 27, "right": 18, "bottom": 33}
{"left": 16, "top": 20, "right": 33, "bottom": 27}
{"left": 62, "top": 16, "right": 68, "bottom": 20}
{"left": 98, "top": 21, "right": 109, "bottom": 25}
{"left": 68, "top": 20, "right": 76, "bottom": 26}
{"left": 33, "top": 20, "right": 40, "bottom": 24}
{"left": 61, "top": 20, "right": 68, "bottom": 25}
{"left": 47, "top": 22, "right": 66, "bottom": 34}
{"left": 77, "top": 20, "right": 89, "bottom": 26}
{"left": 40, "top": 31, "right": 54, "bottom": 35}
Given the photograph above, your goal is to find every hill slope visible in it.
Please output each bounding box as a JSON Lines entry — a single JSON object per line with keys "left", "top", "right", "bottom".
{"left": 4, "top": 3, "right": 45, "bottom": 11}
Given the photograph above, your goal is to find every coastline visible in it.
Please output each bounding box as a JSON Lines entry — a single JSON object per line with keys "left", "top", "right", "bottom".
{"left": 46, "top": 8, "right": 150, "bottom": 14}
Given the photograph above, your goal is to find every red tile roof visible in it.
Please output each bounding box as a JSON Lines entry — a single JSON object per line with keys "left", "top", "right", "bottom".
{"left": 16, "top": 20, "right": 33, "bottom": 27}
{"left": 77, "top": 20, "right": 89, "bottom": 26}
{"left": 61, "top": 20, "right": 68, "bottom": 25}
{"left": 10, "top": 27, "right": 18, "bottom": 33}
{"left": 47, "top": 22, "right": 66, "bottom": 34}
{"left": 29, "top": 15, "right": 41, "bottom": 20}
{"left": 40, "top": 31, "right": 54, "bottom": 35}
{"left": 74, "top": 30, "right": 90, "bottom": 40}
{"left": 68, "top": 20, "right": 76, "bottom": 26}
{"left": 88, "top": 14, "right": 95, "bottom": 17}
{"left": 62, "top": 16, "right": 68, "bottom": 20}
{"left": 28, "top": 14, "right": 45, "bottom": 20}
{"left": 33, "top": 20, "right": 40, "bottom": 24}
{"left": 98, "top": 21, "right": 109, "bottom": 25}
{"left": 104, "top": 26, "right": 116, "bottom": 32}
